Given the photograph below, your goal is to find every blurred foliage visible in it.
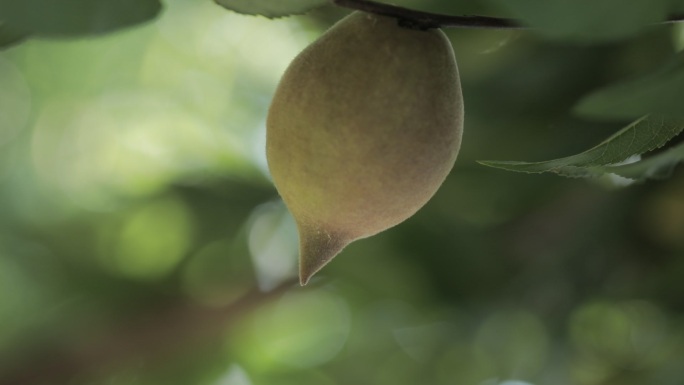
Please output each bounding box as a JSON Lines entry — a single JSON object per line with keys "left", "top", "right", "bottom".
{"left": 0, "top": 0, "right": 161, "bottom": 37}
{"left": 1, "top": 1, "right": 684, "bottom": 385}
{"left": 605, "top": 141, "right": 684, "bottom": 180}
{"left": 480, "top": 116, "right": 684, "bottom": 179}
{"left": 487, "top": 0, "right": 679, "bottom": 42}
{"left": 0, "top": 23, "right": 26, "bottom": 49}
{"left": 214, "top": 0, "right": 328, "bottom": 18}
{"left": 576, "top": 52, "right": 684, "bottom": 119}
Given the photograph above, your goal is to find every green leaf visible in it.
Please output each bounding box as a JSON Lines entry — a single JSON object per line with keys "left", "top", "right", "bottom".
{"left": 599, "top": 141, "right": 684, "bottom": 180}
{"left": 214, "top": 0, "right": 328, "bottom": 18}
{"left": 0, "top": 22, "right": 27, "bottom": 49}
{"left": 575, "top": 52, "right": 684, "bottom": 120}
{"left": 478, "top": 116, "right": 684, "bottom": 179}
{"left": 488, "top": 0, "right": 672, "bottom": 42}
{"left": 672, "top": 0, "right": 684, "bottom": 13}
{"left": 0, "top": 0, "right": 161, "bottom": 37}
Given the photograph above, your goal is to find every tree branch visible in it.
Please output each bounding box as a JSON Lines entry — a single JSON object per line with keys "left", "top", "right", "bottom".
{"left": 332, "top": 0, "right": 684, "bottom": 30}
{"left": 0, "top": 278, "right": 299, "bottom": 385}
{"left": 332, "top": 0, "right": 521, "bottom": 29}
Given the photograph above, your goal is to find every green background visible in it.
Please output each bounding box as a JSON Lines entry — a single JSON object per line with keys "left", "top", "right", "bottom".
{"left": 1, "top": 1, "right": 684, "bottom": 384}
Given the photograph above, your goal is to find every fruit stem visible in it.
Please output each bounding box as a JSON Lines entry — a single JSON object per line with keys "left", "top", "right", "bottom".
{"left": 331, "top": 0, "right": 684, "bottom": 30}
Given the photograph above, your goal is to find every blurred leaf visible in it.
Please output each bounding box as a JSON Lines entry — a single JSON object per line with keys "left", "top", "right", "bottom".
{"left": 673, "top": 0, "right": 684, "bottom": 13}
{"left": 0, "top": 0, "right": 161, "bottom": 37}
{"left": 473, "top": 310, "right": 549, "bottom": 377}
{"left": 569, "top": 301, "right": 674, "bottom": 367}
{"left": 0, "top": 22, "right": 27, "bottom": 49}
{"left": 599, "top": 140, "right": 684, "bottom": 180}
{"left": 576, "top": 52, "right": 684, "bottom": 119}
{"left": 478, "top": 116, "right": 684, "bottom": 179}
{"left": 488, "top": 0, "right": 672, "bottom": 42}
{"left": 234, "top": 290, "right": 351, "bottom": 369}
{"left": 214, "top": 0, "right": 328, "bottom": 18}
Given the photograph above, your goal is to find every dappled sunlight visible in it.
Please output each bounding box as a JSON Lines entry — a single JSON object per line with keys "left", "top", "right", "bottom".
{"left": 31, "top": 92, "right": 252, "bottom": 210}
{"left": 18, "top": 0, "right": 315, "bottom": 214}
{"left": 156, "top": 0, "right": 314, "bottom": 86}
{"left": 143, "top": 0, "right": 315, "bottom": 184}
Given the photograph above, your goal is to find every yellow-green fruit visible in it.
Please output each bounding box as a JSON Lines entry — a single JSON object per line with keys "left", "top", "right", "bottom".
{"left": 267, "top": 11, "right": 463, "bottom": 285}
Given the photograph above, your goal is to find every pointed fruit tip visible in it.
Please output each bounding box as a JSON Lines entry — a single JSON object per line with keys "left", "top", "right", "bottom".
{"left": 297, "top": 224, "right": 351, "bottom": 286}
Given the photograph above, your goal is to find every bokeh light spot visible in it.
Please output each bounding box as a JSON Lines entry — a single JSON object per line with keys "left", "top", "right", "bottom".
{"left": 473, "top": 310, "right": 548, "bottom": 378}
{"left": 31, "top": 92, "right": 250, "bottom": 211}
{"left": 105, "top": 196, "right": 194, "bottom": 280}
{"left": 237, "top": 290, "right": 351, "bottom": 370}
{"left": 674, "top": 23, "right": 684, "bottom": 52}
{"left": 247, "top": 201, "right": 298, "bottom": 290}
{"left": 435, "top": 342, "right": 495, "bottom": 385}
{"left": 570, "top": 300, "right": 674, "bottom": 370}
{"left": 156, "top": 0, "right": 313, "bottom": 85}
{"left": 213, "top": 364, "right": 253, "bottom": 385}
{"left": 182, "top": 238, "right": 255, "bottom": 307}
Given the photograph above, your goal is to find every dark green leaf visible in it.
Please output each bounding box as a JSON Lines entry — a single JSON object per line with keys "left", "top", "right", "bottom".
{"left": 214, "top": 0, "right": 328, "bottom": 18}
{"left": 478, "top": 116, "right": 684, "bottom": 178}
{"left": 672, "top": 0, "right": 684, "bottom": 13}
{"left": 0, "top": 22, "right": 27, "bottom": 49}
{"left": 575, "top": 52, "right": 684, "bottom": 120}
{"left": 0, "top": 0, "right": 161, "bottom": 37}
{"left": 599, "top": 141, "right": 684, "bottom": 180}
{"left": 488, "top": 0, "right": 672, "bottom": 42}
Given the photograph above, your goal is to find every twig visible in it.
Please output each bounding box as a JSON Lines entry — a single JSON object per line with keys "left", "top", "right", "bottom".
{"left": 332, "top": 0, "right": 684, "bottom": 30}
{"left": 332, "top": 0, "right": 521, "bottom": 29}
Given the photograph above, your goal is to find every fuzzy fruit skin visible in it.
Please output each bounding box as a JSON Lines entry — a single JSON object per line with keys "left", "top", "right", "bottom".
{"left": 267, "top": 11, "right": 464, "bottom": 284}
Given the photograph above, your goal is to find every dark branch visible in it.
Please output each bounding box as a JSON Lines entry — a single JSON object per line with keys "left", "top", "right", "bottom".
{"left": 332, "top": 0, "right": 522, "bottom": 29}
{"left": 332, "top": 0, "right": 684, "bottom": 30}
{"left": 0, "top": 279, "right": 299, "bottom": 385}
